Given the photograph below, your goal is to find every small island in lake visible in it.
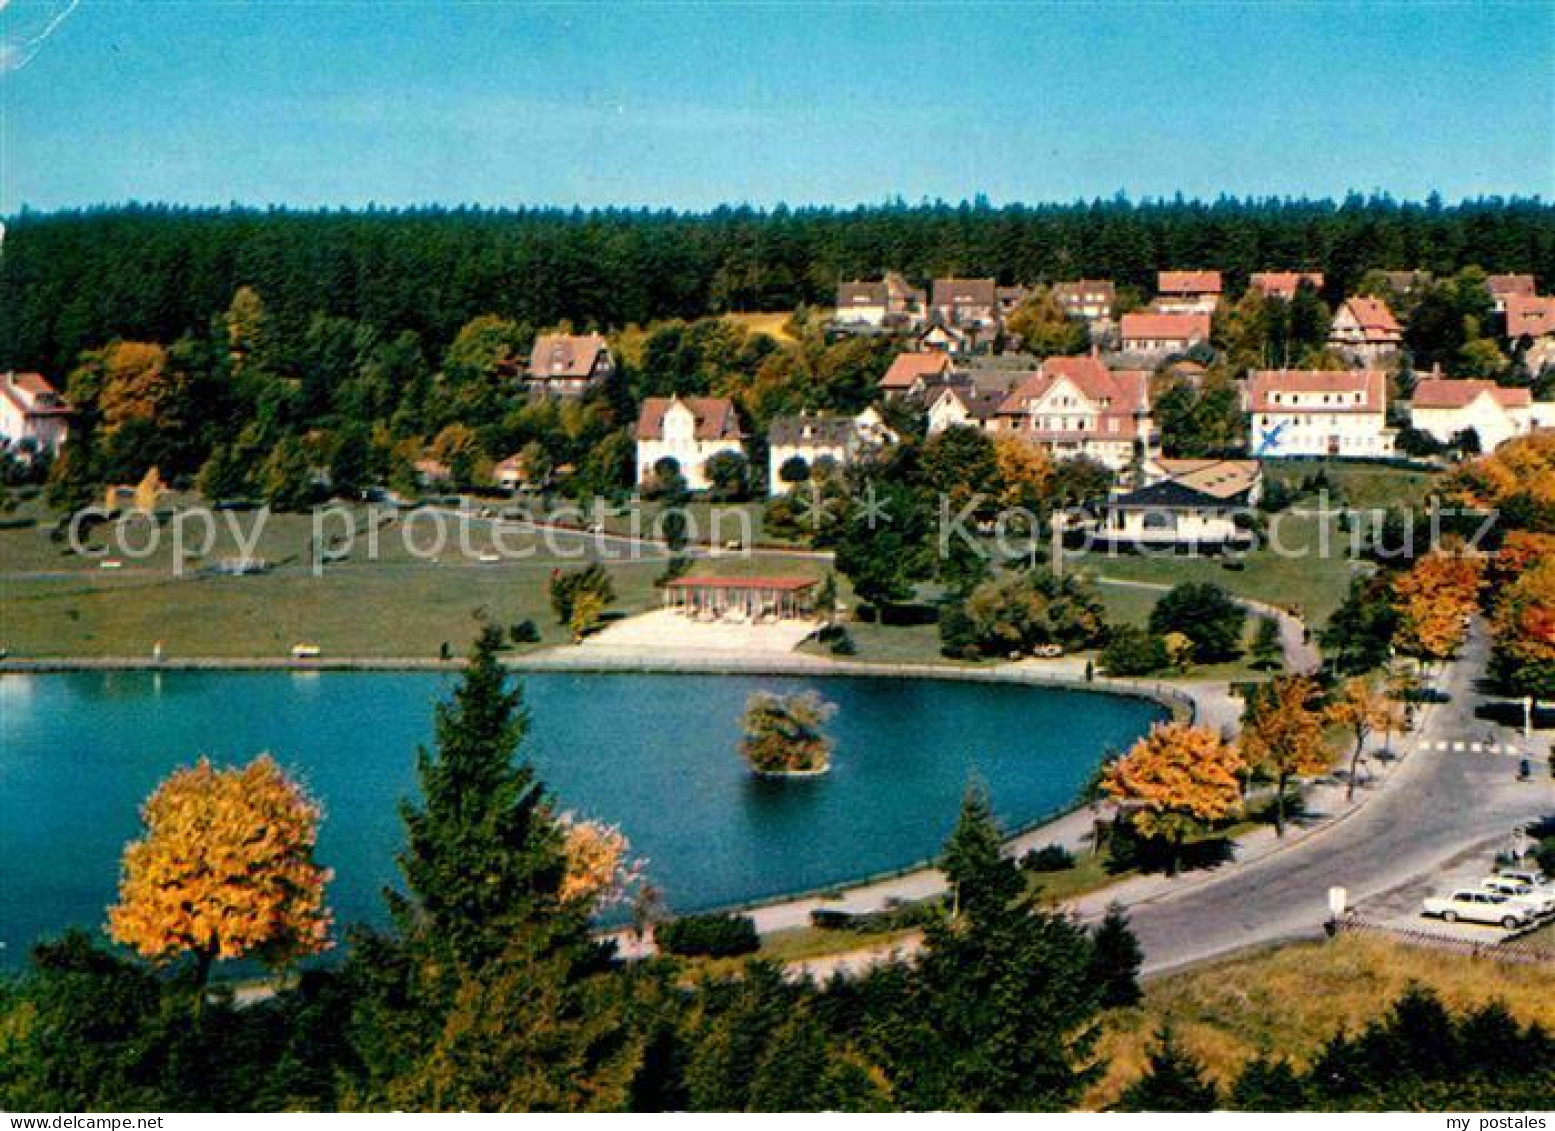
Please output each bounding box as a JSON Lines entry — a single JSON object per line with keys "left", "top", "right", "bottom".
{"left": 739, "top": 690, "right": 837, "bottom": 777}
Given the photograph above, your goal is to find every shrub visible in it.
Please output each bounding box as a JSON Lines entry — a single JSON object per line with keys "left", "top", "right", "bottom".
{"left": 1149, "top": 582, "right": 1246, "bottom": 662}
{"left": 1101, "top": 624, "right": 1171, "bottom": 676}
{"left": 509, "top": 618, "right": 540, "bottom": 645}
{"left": 655, "top": 912, "right": 760, "bottom": 957}
{"left": 1021, "top": 843, "right": 1076, "bottom": 872}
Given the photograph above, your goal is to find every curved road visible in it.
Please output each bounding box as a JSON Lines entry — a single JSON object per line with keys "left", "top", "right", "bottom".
{"left": 1122, "top": 621, "right": 1552, "bottom": 973}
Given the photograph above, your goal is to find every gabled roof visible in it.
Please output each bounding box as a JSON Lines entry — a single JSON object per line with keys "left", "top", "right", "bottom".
{"left": 1158, "top": 270, "right": 1222, "bottom": 296}
{"left": 1487, "top": 274, "right": 1537, "bottom": 297}
{"left": 1410, "top": 378, "right": 1531, "bottom": 411}
{"left": 1116, "top": 459, "right": 1261, "bottom": 509}
{"left": 1247, "top": 369, "right": 1388, "bottom": 413}
{"left": 998, "top": 357, "right": 1149, "bottom": 420}
{"left": 527, "top": 333, "right": 611, "bottom": 380}
{"left": 1506, "top": 294, "right": 1555, "bottom": 339}
{"left": 930, "top": 383, "right": 1004, "bottom": 422}
{"left": 1053, "top": 279, "right": 1115, "bottom": 302}
{"left": 1119, "top": 312, "right": 1211, "bottom": 341}
{"left": 1249, "top": 272, "right": 1324, "bottom": 300}
{"left": 1335, "top": 296, "right": 1401, "bottom": 338}
{"left": 932, "top": 277, "right": 998, "bottom": 308}
{"left": 879, "top": 350, "right": 953, "bottom": 389}
{"left": 0, "top": 372, "right": 72, "bottom": 416}
{"left": 837, "top": 280, "right": 889, "bottom": 307}
{"left": 769, "top": 413, "right": 865, "bottom": 448}
{"left": 636, "top": 395, "right": 743, "bottom": 441}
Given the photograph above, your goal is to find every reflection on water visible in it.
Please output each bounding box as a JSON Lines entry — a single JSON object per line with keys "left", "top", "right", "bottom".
{"left": 0, "top": 670, "right": 1160, "bottom": 964}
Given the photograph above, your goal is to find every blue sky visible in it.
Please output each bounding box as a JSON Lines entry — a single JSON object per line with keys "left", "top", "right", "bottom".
{"left": 2, "top": 1, "right": 1552, "bottom": 213}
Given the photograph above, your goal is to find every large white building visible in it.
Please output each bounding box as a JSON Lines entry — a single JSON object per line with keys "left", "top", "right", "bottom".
{"left": 0, "top": 372, "right": 72, "bottom": 458}
{"left": 1246, "top": 369, "right": 1395, "bottom": 458}
{"left": 766, "top": 408, "right": 895, "bottom": 495}
{"left": 635, "top": 395, "right": 746, "bottom": 491}
{"left": 1408, "top": 379, "right": 1536, "bottom": 453}
{"left": 990, "top": 356, "right": 1154, "bottom": 472}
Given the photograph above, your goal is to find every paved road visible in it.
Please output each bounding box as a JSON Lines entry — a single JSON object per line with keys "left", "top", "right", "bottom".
{"left": 1123, "top": 620, "right": 1553, "bottom": 973}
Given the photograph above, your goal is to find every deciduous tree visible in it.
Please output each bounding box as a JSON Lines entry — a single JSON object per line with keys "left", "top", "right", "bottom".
{"left": 1239, "top": 676, "right": 1329, "bottom": 835}
{"left": 1102, "top": 723, "right": 1245, "bottom": 874}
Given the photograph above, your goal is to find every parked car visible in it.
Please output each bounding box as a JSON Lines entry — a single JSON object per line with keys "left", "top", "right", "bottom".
{"left": 1421, "top": 889, "right": 1532, "bottom": 929}
{"left": 1495, "top": 867, "right": 1554, "bottom": 895}
{"left": 1480, "top": 876, "right": 1555, "bottom": 918}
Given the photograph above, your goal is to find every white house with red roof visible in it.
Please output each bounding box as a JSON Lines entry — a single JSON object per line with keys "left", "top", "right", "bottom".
{"left": 635, "top": 395, "right": 745, "bottom": 491}
{"left": 1246, "top": 369, "right": 1394, "bottom": 458}
{"left": 0, "top": 372, "right": 72, "bottom": 458}
{"left": 1249, "top": 272, "right": 1324, "bottom": 301}
{"left": 525, "top": 333, "right": 615, "bottom": 396}
{"left": 1119, "top": 312, "right": 1211, "bottom": 357}
{"left": 1486, "top": 274, "right": 1537, "bottom": 315}
{"left": 1408, "top": 379, "right": 1536, "bottom": 453}
{"left": 991, "top": 356, "right": 1154, "bottom": 471}
{"left": 1155, "top": 271, "right": 1222, "bottom": 315}
{"left": 1329, "top": 297, "right": 1403, "bottom": 365}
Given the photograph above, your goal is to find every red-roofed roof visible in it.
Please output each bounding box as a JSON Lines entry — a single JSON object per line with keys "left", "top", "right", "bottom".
{"left": 1120, "top": 312, "right": 1211, "bottom": 342}
{"left": 635, "top": 396, "right": 743, "bottom": 442}
{"left": 1506, "top": 294, "right": 1555, "bottom": 339}
{"left": 879, "top": 351, "right": 953, "bottom": 389}
{"left": 1411, "top": 379, "right": 1531, "bottom": 410}
{"left": 1158, "top": 271, "right": 1222, "bottom": 296}
{"left": 1250, "top": 272, "right": 1324, "bottom": 300}
{"left": 1247, "top": 369, "right": 1387, "bottom": 414}
{"left": 1336, "top": 296, "right": 1402, "bottom": 339}
{"left": 527, "top": 333, "right": 611, "bottom": 381}
{"left": 996, "top": 358, "right": 1149, "bottom": 438}
{"left": 1487, "top": 274, "right": 1536, "bottom": 297}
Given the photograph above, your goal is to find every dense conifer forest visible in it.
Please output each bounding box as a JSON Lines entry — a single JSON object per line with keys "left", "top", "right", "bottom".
{"left": 5, "top": 194, "right": 1553, "bottom": 374}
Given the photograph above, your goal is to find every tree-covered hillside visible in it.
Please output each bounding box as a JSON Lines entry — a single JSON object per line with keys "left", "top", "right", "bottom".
{"left": 4, "top": 194, "right": 1553, "bottom": 375}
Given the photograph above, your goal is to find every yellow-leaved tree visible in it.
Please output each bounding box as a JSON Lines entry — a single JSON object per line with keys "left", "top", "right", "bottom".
{"left": 1327, "top": 676, "right": 1403, "bottom": 802}
{"left": 1102, "top": 722, "right": 1245, "bottom": 874}
{"left": 108, "top": 754, "right": 333, "bottom": 986}
{"left": 1238, "top": 675, "right": 1330, "bottom": 836}
{"left": 1391, "top": 552, "right": 1483, "bottom": 672}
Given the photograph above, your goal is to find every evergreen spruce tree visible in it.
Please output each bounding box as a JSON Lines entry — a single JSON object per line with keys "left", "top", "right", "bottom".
{"left": 1229, "top": 1055, "right": 1307, "bottom": 1111}
{"left": 1117, "top": 1026, "right": 1220, "bottom": 1112}
{"left": 1088, "top": 903, "right": 1143, "bottom": 1008}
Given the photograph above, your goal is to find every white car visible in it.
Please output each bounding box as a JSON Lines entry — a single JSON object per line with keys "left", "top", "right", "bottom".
{"left": 1422, "top": 889, "right": 1533, "bottom": 929}
{"left": 1496, "top": 867, "right": 1553, "bottom": 894}
{"left": 1481, "top": 876, "right": 1555, "bottom": 918}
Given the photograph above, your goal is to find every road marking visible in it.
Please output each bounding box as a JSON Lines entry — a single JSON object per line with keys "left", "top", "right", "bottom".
{"left": 1452, "top": 741, "right": 1465, "bottom": 752}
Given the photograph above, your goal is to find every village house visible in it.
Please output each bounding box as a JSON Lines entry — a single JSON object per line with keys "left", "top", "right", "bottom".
{"left": 635, "top": 394, "right": 745, "bottom": 492}
{"left": 1408, "top": 379, "right": 1535, "bottom": 453}
{"left": 1155, "top": 271, "right": 1222, "bottom": 315}
{"left": 878, "top": 350, "right": 956, "bottom": 397}
{"left": 1052, "top": 280, "right": 1116, "bottom": 323}
{"left": 1245, "top": 369, "right": 1395, "bottom": 458}
{"left": 1329, "top": 296, "right": 1403, "bottom": 366}
{"left": 1486, "top": 274, "right": 1537, "bottom": 315}
{"left": 1379, "top": 269, "right": 1433, "bottom": 296}
{"left": 1249, "top": 272, "right": 1324, "bottom": 301}
{"left": 990, "top": 356, "right": 1154, "bottom": 472}
{"left": 1100, "top": 457, "right": 1263, "bottom": 550}
{"left": 525, "top": 333, "right": 615, "bottom": 396}
{"left": 931, "top": 277, "right": 1001, "bottom": 327}
{"left": 1506, "top": 294, "right": 1555, "bottom": 374}
{"left": 766, "top": 407, "right": 896, "bottom": 495}
{"left": 832, "top": 272, "right": 927, "bottom": 330}
{"left": 0, "top": 371, "right": 72, "bottom": 458}
{"left": 925, "top": 381, "right": 1009, "bottom": 435}
{"left": 916, "top": 319, "right": 981, "bottom": 356}
{"left": 1118, "top": 312, "right": 1211, "bottom": 358}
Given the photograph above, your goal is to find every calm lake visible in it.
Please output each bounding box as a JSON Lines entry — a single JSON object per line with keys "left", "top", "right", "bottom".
{"left": 0, "top": 671, "right": 1161, "bottom": 964}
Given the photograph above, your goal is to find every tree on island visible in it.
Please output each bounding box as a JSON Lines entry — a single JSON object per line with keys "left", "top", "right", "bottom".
{"left": 739, "top": 691, "right": 836, "bottom": 775}
{"left": 107, "top": 754, "right": 333, "bottom": 991}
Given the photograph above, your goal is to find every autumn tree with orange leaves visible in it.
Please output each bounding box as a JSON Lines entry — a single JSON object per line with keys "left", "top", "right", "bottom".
{"left": 1327, "top": 676, "right": 1404, "bottom": 802}
{"left": 107, "top": 754, "right": 332, "bottom": 988}
{"left": 1490, "top": 553, "right": 1555, "bottom": 706}
{"left": 1239, "top": 676, "right": 1330, "bottom": 837}
{"left": 1391, "top": 552, "right": 1483, "bottom": 671}
{"left": 1102, "top": 722, "right": 1245, "bottom": 874}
